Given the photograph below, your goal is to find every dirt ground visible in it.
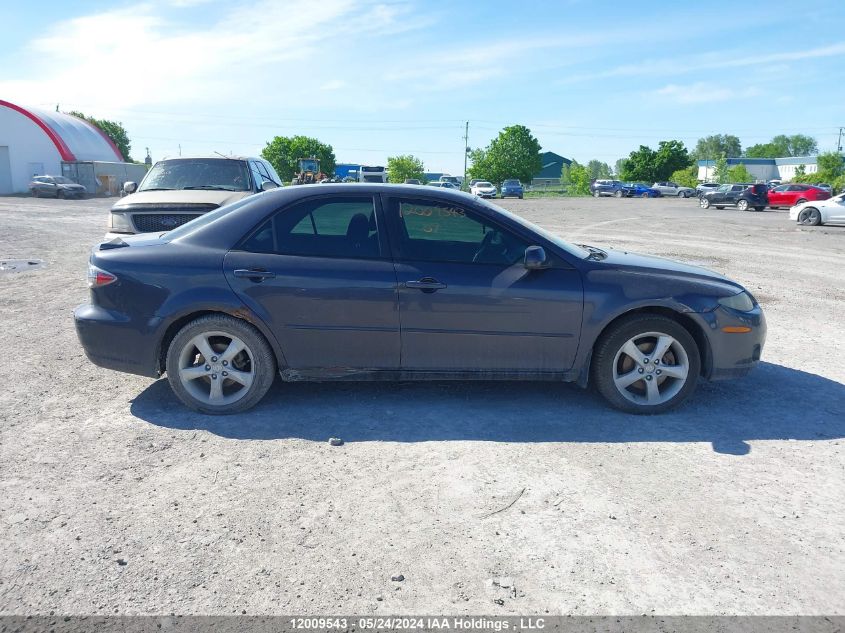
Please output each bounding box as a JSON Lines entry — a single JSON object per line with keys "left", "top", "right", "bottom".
{"left": 1, "top": 194, "right": 843, "bottom": 616}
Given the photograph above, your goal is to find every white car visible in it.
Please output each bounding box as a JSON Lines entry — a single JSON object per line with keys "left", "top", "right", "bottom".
{"left": 470, "top": 181, "right": 497, "bottom": 198}
{"left": 789, "top": 192, "right": 845, "bottom": 226}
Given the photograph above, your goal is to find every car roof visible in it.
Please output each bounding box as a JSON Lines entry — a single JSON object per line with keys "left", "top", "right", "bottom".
{"left": 155, "top": 155, "right": 265, "bottom": 162}
{"left": 176, "top": 183, "right": 482, "bottom": 250}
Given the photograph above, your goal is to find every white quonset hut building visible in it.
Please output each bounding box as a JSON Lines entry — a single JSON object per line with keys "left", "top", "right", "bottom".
{"left": 0, "top": 99, "right": 145, "bottom": 195}
{"left": 696, "top": 156, "right": 819, "bottom": 183}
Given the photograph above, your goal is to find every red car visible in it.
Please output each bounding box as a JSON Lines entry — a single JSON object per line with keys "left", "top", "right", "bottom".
{"left": 767, "top": 184, "right": 830, "bottom": 209}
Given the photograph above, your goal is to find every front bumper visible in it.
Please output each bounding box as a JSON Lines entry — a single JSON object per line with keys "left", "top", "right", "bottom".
{"left": 696, "top": 304, "right": 766, "bottom": 380}
{"left": 74, "top": 304, "right": 162, "bottom": 378}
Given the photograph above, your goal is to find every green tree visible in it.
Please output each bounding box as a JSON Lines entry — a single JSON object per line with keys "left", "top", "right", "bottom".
{"left": 746, "top": 134, "right": 818, "bottom": 158}
{"left": 467, "top": 125, "right": 542, "bottom": 185}
{"left": 386, "top": 154, "right": 425, "bottom": 183}
{"left": 692, "top": 134, "right": 741, "bottom": 161}
{"left": 670, "top": 166, "right": 698, "bottom": 189}
{"left": 713, "top": 153, "right": 730, "bottom": 183}
{"left": 568, "top": 161, "right": 591, "bottom": 195}
{"left": 587, "top": 159, "right": 612, "bottom": 180}
{"left": 816, "top": 151, "right": 845, "bottom": 179}
{"left": 261, "top": 135, "right": 336, "bottom": 184}
{"left": 727, "top": 163, "right": 754, "bottom": 183}
{"left": 653, "top": 140, "right": 691, "bottom": 181}
{"left": 794, "top": 163, "right": 806, "bottom": 179}
{"left": 560, "top": 162, "right": 571, "bottom": 185}
{"left": 614, "top": 158, "right": 627, "bottom": 177}
{"left": 620, "top": 145, "right": 658, "bottom": 182}
{"left": 67, "top": 111, "right": 132, "bottom": 162}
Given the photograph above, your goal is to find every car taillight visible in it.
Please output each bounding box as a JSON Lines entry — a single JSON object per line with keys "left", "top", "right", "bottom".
{"left": 87, "top": 264, "right": 117, "bottom": 288}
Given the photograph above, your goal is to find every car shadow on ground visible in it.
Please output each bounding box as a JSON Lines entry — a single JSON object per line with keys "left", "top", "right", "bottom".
{"left": 130, "top": 361, "right": 844, "bottom": 455}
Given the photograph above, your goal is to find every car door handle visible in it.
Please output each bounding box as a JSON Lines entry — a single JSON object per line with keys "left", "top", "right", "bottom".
{"left": 404, "top": 277, "right": 447, "bottom": 292}
{"left": 233, "top": 268, "right": 276, "bottom": 281}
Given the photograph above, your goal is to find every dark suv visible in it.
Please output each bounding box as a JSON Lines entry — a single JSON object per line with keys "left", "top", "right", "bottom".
{"left": 590, "top": 179, "right": 628, "bottom": 197}
{"left": 699, "top": 183, "right": 768, "bottom": 211}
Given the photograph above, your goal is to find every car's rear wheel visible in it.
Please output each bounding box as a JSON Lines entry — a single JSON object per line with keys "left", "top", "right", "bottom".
{"left": 699, "top": 197, "right": 711, "bottom": 208}
{"left": 592, "top": 315, "right": 700, "bottom": 414}
{"left": 798, "top": 208, "right": 822, "bottom": 226}
{"left": 166, "top": 314, "right": 276, "bottom": 414}
{"left": 737, "top": 199, "right": 749, "bottom": 211}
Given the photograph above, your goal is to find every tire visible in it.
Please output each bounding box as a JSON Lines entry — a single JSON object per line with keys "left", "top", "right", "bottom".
{"left": 593, "top": 191, "right": 600, "bottom": 198}
{"left": 641, "top": 192, "right": 649, "bottom": 198}
{"left": 798, "top": 207, "right": 822, "bottom": 226}
{"left": 592, "top": 314, "right": 701, "bottom": 414}
{"left": 699, "top": 197, "right": 711, "bottom": 209}
{"left": 518, "top": 194, "right": 523, "bottom": 199}
{"left": 31, "top": 189, "right": 39, "bottom": 198}
{"left": 737, "top": 199, "right": 749, "bottom": 211}
{"left": 165, "top": 314, "right": 276, "bottom": 414}
{"left": 681, "top": 191, "right": 689, "bottom": 198}
{"left": 614, "top": 189, "right": 624, "bottom": 198}
{"left": 56, "top": 189, "right": 64, "bottom": 199}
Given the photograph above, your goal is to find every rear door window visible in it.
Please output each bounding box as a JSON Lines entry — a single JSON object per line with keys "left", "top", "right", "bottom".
{"left": 240, "top": 196, "right": 382, "bottom": 259}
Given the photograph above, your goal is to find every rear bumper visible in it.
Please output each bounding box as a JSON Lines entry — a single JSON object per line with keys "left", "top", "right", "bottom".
{"left": 74, "top": 304, "right": 162, "bottom": 378}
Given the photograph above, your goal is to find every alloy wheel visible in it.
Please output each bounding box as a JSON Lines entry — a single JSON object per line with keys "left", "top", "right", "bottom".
{"left": 612, "top": 332, "right": 690, "bottom": 406}
{"left": 177, "top": 331, "right": 255, "bottom": 406}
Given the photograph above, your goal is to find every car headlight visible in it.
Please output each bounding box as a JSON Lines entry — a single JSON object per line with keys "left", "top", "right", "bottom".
{"left": 718, "top": 291, "right": 755, "bottom": 312}
{"left": 109, "top": 211, "right": 134, "bottom": 233}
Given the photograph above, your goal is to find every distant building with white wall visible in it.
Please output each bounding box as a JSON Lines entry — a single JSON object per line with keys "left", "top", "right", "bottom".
{"left": 697, "top": 156, "right": 819, "bottom": 182}
{"left": 0, "top": 99, "right": 144, "bottom": 195}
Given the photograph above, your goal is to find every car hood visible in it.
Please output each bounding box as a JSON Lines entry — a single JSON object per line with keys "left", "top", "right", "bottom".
{"left": 583, "top": 247, "right": 745, "bottom": 306}
{"left": 111, "top": 189, "right": 251, "bottom": 209}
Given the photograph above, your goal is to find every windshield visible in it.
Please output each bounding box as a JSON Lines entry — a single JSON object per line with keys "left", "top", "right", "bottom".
{"left": 54, "top": 176, "right": 75, "bottom": 184}
{"left": 140, "top": 159, "right": 251, "bottom": 192}
{"left": 299, "top": 159, "right": 319, "bottom": 172}
{"left": 477, "top": 182, "right": 493, "bottom": 187}
{"left": 475, "top": 197, "right": 589, "bottom": 259}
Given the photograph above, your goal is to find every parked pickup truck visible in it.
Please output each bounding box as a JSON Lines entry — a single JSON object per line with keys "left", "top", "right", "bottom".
{"left": 652, "top": 181, "right": 696, "bottom": 198}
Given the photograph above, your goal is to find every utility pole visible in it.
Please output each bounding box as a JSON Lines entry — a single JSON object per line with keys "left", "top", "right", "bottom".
{"left": 837, "top": 127, "right": 843, "bottom": 154}
{"left": 462, "top": 121, "right": 469, "bottom": 190}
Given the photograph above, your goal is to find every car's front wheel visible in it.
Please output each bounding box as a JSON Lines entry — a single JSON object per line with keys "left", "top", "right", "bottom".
{"left": 593, "top": 191, "right": 600, "bottom": 198}
{"left": 614, "top": 190, "right": 624, "bottom": 198}
{"left": 798, "top": 207, "right": 822, "bottom": 226}
{"left": 166, "top": 314, "right": 276, "bottom": 414}
{"left": 737, "top": 199, "right": 749, "bottom": 211}
{"left": 592, "top": 315, "right": 701, "bottom": 414}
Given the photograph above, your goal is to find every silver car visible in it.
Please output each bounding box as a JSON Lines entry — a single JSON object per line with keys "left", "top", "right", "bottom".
{"left": 29, "top": 175, "right": 87, "bottom": 199}
{"left": 653, "top": 181, "right": 696, "bottom": 198}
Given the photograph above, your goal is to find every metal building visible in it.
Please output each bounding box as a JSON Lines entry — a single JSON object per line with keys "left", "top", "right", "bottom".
{"left": 0, "top": 99, "right": 143, "bottom": 195}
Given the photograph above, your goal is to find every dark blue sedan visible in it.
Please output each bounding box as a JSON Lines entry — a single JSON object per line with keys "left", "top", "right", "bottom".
{"left": 500, "top": 179, "right": 524, "bottom": 199}
{"left": 625, "top": 183, "right": 662, "bottom": 198}
{"left": 74, "top": 184, "right": 765, "bottom": 415}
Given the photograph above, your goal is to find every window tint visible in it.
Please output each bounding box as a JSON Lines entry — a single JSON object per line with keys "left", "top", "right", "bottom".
{"left": 241, "top": 197, "right": 380, "bottom": 259}
{"left": 394, "top": 199, "right": 527, "bottom": 265}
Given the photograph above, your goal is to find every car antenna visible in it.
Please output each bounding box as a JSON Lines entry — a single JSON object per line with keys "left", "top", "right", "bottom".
{"left": 213, "top": 151, "right": 230, "bottom": 159}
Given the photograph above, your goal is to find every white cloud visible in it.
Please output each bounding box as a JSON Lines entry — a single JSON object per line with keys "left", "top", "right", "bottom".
{"left": 654, "top": 82, "right": 761, "bottom": 104}
{"left": 0, "top": 0, "right": 425, "bottom": 114}
{"left": 320, "top": 80, "right": 347, "bottom": 91}
{"left": 560, "top": 42, "right": 845, "bottom": 84}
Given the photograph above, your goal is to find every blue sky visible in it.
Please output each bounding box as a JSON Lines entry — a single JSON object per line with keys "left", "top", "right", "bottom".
{"left": 2, "top": 0, "right": 843, "bottom": 172}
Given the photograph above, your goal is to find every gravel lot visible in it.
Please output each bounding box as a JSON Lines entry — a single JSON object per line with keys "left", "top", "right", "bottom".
{"left": 1, "top": 194, "right": 843, "bottom": 616}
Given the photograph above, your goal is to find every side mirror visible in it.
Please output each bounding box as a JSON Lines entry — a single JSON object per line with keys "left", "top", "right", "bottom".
{"left": 123, "top": 181, "right": 137, "bottom": 194}
{"left": 261, "top": 180, "right": 279, "bottom": 191}
{"left": 524, "top": 245, "right": 549, "bottom": 270}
